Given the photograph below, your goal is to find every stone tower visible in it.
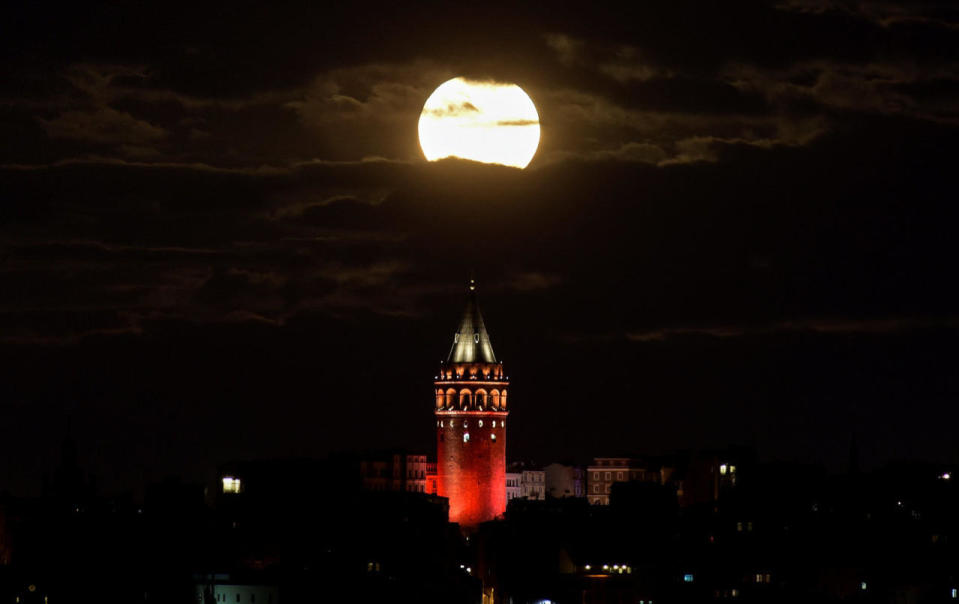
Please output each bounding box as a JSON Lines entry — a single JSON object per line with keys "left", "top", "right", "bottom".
{"left": 434, "top": 279, "right": 508, "bottom": 527}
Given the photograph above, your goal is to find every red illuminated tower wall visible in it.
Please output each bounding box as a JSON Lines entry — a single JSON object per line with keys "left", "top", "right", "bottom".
{"left": 434, "top": 282, "right": 509, "bottom": 527}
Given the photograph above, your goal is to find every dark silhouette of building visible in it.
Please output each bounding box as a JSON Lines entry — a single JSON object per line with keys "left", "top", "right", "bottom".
{"left": 358, "top": 450, "right": 430, "bottom": 493}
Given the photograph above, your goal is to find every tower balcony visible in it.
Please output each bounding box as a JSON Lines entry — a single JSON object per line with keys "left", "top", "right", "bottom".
{"left": 433, "top": 383, "right": 509, "bottom": 411}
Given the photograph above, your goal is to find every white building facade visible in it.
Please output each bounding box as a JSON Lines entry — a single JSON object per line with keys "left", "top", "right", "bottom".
{"left": 506, "top": 472, "right": 522, "bottom": 501}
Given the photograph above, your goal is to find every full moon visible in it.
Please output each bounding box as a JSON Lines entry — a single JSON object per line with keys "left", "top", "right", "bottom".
{"left": 418, "top": 77, "right": 540, "bottom": 169}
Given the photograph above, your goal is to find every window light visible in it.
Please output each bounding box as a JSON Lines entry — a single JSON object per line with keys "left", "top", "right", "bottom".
{"left": 222, "top": 477, "right": 241, "bottom": 494}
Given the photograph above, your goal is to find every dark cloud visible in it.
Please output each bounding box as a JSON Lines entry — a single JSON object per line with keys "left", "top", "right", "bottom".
{"left": 496, "top": 119, "right": 539, "bottom": 126}
{"left": 625, "top": 316, "right": 959, "bottom": 342}
{"left": 38, "top": 107, "right": 167, "bottom": 145}
{"left": 426, "top": 102, "right": 481, "bottom": 118}
{"left": 506, "top": 272, "right": 563, "bottom": 292}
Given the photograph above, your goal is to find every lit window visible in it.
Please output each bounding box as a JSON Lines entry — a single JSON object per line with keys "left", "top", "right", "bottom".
{"left": 463, "top": 433, "right": 470, "bottom": 443}
{"left": 440, "top": 421, "right": 444, "bottom": 427}
{"left": 502, "top": 422, "right": 505, "bottom": 429}
{"left": 729, "top": 465, "right": 736, "bottom": 474}
{"left": 951, "top": 588, "right": 957, "bottom": 599}
{"left": 463, "top": 420, "right": 468, "bottom": 428}
{"left": 222, "top": 477, "right": 241, "bottom": 494}
{"left": 491, "top": 433, "right": 496, "bottom": 441}
{"left": 478, "top": 420, "right": 483, "bottom": 427}
{"left": 684, "top": 574, "right": 694, "bottom": 583}
{"left": 492, "top": 420, "right": 497, "bottom": 427}
{"left": 616, "top": 471, "right": 623, "bottom": 480}
{"left": 736, "top": 522, "right": 743, "bottom": 532}
{"left": 861, "top": 582, "right": 867, "bottom": 591}
{"left": 720, "top": 464, "right": 728, "bottom": 475}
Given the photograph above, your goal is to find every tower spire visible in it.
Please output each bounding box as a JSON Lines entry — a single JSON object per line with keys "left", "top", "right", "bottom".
{"left": 446, "top": 277, "right": 496, "bottom": 364}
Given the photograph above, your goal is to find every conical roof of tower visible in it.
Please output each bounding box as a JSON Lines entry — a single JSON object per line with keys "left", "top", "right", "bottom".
{"left": 446, "top": 279, "right": 497, "bottom": 364}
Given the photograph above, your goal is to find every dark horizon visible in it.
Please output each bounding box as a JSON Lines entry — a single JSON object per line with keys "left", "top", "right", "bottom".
{"left": 4, "top": 273, "right": 956, "bottom": 498}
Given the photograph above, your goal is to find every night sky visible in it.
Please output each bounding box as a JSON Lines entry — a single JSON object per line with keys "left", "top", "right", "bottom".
{"left": 2, "top": 1, "right": 959, "bottom": 496}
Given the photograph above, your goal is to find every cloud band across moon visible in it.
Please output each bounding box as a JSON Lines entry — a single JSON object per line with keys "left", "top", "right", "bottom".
{"left": 418, "top": 77, "right": 541, "bottom": 168}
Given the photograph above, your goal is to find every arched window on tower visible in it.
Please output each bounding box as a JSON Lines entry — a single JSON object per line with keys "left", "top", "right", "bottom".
{"left": 475, "top": 389, "right": 487, "bottom": 410}
{"left": 501, "top": 390, "right": 508, "bottom": 409}
{"left": 445, "top": 388, "right": 456, "bottom": 409}
{"left": 490, "top": 389, "right": 500, "bottom": 409}
{"left": 435, "top": 389, "right": 444, "bottom": 409}
{"left": 459, "top": 389, "right": 472, "bottom": 409}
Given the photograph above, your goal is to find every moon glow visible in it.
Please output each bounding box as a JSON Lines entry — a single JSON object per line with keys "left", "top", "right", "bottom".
{"left": 418, "top": 77, "right": 540, "bottom": 169}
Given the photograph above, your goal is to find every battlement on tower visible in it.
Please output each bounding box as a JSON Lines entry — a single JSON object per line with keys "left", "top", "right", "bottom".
{"left": 437, "top": 361, "right": 505, "bottom": 380}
